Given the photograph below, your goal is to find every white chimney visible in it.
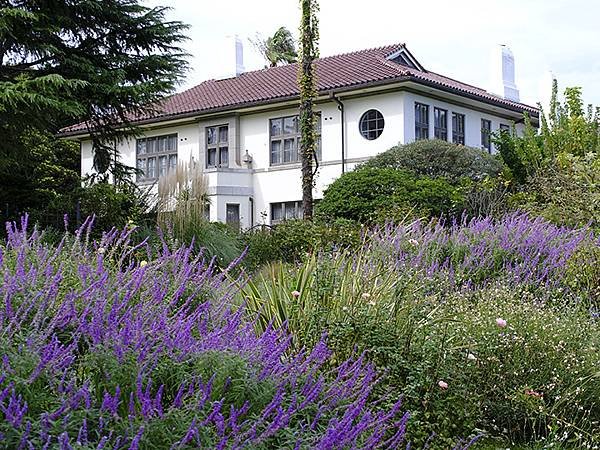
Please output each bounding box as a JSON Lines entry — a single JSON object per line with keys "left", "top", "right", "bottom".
{"left": 234, "top": 35, "right": 244, "bottom": 76}
{"left": 215, "top": 35, "right": 245, "bottom": 79}
{"left": 490, "top": 44, "right": 520, "bottom": 102}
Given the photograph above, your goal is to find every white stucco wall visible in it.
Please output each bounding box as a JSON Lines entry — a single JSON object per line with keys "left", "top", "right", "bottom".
{"left": 79, "top": 88, "right": 530, "bottom": 229}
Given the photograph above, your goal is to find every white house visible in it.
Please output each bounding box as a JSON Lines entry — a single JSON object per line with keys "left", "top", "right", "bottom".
{"left": 61, "top": 43, "right": 539, "bottom": 229}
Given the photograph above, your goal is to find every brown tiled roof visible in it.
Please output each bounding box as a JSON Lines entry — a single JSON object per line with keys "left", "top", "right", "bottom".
{"left": 60, "top": 43, "right": 538, "bottom": 136}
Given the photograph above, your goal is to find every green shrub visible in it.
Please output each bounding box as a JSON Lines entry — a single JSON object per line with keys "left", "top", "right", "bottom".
{"left": 510, "top": 152, "right": 600, "bottom": 229}
{"left": 362, "top": 139, "right": 503, "bottom": 182}
{"left": 316, "top": 168, "right": 463, "bottom": 223}
{"left": 77, "top": 181, "right": 152, "bottom": 233}
{"left": 242, "top": 219, "right": 363, "bottom": 269}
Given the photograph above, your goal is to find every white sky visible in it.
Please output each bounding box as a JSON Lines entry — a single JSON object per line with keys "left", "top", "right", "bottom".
{"left": 149, "top": 0, "right": 600, "bottom": 109}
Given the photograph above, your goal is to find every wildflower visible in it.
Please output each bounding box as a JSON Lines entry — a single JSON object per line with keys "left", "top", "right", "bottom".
{"left": 140, "top": 261, "right": 148, "bottom": 268}
{"left": 408, "top": 238, "right": 419, "bottom": 247}
{"left": 361, "top": 293, "right": 371, "bottom": 299}
{"left": 467, "top": 353, "right": 477, "bottom": 361}
{"left": 291, "top": 290, "right": 301, "bottom": 298}
{"left": 342, "top": 306, "right": 349, "bottom": 312}
{"left": 97, "top": 247, "right": 105, "bottom": 255}
{"left": 438, "top": 380, "right": 448, "bottom": 390}
{"left": 525, "top": 389, "right": 543, "bottom": 399}
{"left": 368, "top": 301, "right": 376, "bottom": 306}
{"left": 496, "top": 318, "right": 507, "bottom": 328}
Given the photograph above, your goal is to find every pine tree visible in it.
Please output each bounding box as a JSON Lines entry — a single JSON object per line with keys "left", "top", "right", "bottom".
{"left": 0, "top": 1, "right": 189, "bottom": 177}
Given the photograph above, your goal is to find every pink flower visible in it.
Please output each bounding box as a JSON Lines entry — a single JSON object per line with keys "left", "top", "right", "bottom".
{"left": 291, "top": 290, "right": 301, "bottom": 298}
{"left": 438, "top": 380, "right": 448, "bottom": 390}
{"left": 496, "top": 318, "right": 507, "bottom": 328}
{"left": 525, "top": 389, "right": 543, "bottom": 398}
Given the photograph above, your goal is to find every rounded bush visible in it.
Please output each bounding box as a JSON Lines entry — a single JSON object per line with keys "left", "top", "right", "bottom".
{"left": 316, "top": 167, "right": 463, "bottom": 223}
{"left": 362, "top": 139, "right": 503, "bottom": 182}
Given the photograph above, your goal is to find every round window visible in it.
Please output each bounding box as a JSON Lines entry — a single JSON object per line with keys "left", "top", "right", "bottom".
{"left": 359, "top": 109, "right": 385, "bottom": 140}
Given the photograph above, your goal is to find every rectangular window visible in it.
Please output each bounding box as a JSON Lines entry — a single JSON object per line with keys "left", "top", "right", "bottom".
{"left": 481, "top": 119, "right": 492, "bottom": 152}
{"left": 226, "top": 204, "right": 240, "bottom": 230}
{"left": 434, "top": 107, "right": 448, "bottom": 140}
{"left": 270, "top": 201, "right": 303, "bottom": 224}
{"left": 136, "top": 134, "right": 177, "bottom": 182}
{"left": 499, "top": 123, "right": 510, "bottom": 132}
{"left": 415, "top": 103, "right": 429, "bottom": 140}
{"left": 452, "top": 112, "right": 465, "bottom": 145}
{"left": 270, "top": 115, "right": 321, "bottom": 165}
{"left": 206, "top": 125, "right": 229, "bottom": 168}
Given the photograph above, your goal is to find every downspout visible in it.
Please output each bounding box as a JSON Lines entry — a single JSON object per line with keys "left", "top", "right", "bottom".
{"left": 249, "top": 197, "right": 254, "bottom": 228}
{"left": 329, "top": 91, "right": 346, "bottom": 174}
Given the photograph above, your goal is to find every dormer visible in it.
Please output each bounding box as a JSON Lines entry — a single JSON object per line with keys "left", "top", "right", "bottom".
{"left": 386, "top": 46, "right": 425, "bottom": 71}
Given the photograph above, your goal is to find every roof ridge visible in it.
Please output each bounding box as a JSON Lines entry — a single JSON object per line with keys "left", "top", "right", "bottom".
{"left": 316, "top": 42, "right": 405, "bottom": 62}
{"left": 425, "top": 70, "right": 488, "bottom": 91}
{"left": 181, "top": 42, "right": 407, "bottom": 84}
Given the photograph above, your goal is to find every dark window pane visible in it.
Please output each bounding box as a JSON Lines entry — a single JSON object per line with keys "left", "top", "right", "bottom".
{"left": 270, "top": 119, "right": 282, "bottom": 136}
{"left": 146, "top": 138, "right": 156, "bottom": 153}
{"left": 168, "top": 135, "right": 177, "bottom": 151}
{"left": 271, "top": 203, "right": 283, "bottom": 222}
{"left": 271, "top": 140, "right": 282, "bottom": 164}
{"left": 147, "top": 157, "right": 156, "bottom": 178}
{"left": 285, "top": 201, "right": 297, "bottom": 219}
{"left": 158, "top": 136, "right": 167, "bottom": 152}
{"left": 283, "top": 117, "right": 296, "bottom": 134}
{"left": 159, "top": 156, "right": 167, "bottom": 176}
{"left": 207, "top": 127, "right": 217, "bottom": 145}
{"left": 283, "top": 138, "right": 295, "bottom": 162}
{"left": 207, "top": 148, "right": 217, "bottom": 167}
{"left": 169, "top": 155, "right": 177, "bottom": 171}
{"left": 219, "top": 147, "right": 228, "bottom": 166}
{"left": 219, "top": 126, "right": 228, "bottom": 143}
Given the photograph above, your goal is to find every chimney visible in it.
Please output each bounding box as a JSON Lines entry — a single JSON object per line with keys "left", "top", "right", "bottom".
{"left": 490, "top": 44, "right": 520, "bottom": 102}
{"left": 234, "top": 35, "right": 244, "bottom": 76}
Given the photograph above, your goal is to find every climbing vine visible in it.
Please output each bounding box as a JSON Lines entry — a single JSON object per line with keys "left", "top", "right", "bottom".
{"left": 298, "top": 0, "right": 319, "bottom": 220}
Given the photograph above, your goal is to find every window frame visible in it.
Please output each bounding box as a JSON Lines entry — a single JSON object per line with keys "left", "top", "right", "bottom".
{"left": 359, "top": 109, "right": 385, "bottom": 140}
{"left": 433, "top": 107, "right": 448, "bottom": 140}
{"left": 452, "top": 112, "right": 465, "bottom": 145}
{"left": 270, "top": 201, "right": 303, "bottom": 224}
{"left": 269, "top": 114, "right": 321, "bottom": 166}
{"left": 206, "top": 124, "right": 229, "bottom": 168}
{"left": 481, "top": 118, "right": 492, "bottom": 153}
{"left": 136, "top": 133, "right": 178, "bottom": 183}
{"left": 414, "top": 103, "right": 429, "bottom": 141}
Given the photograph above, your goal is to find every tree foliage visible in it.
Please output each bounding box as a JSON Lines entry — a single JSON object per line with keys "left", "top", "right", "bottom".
{"left": 495, "top": 80, "right": 600, "bottom": 184}
{"left": 251, "top": 27, "right": 297, "bottom": 67}
{"left": 495, "top": 81, "right": 600, "bottom": 228}
{"left": 0, "top": 1, "right": 189, "bottom": 176}
{"left": 0, "top": 128, "right": 79, "bottom": 226}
